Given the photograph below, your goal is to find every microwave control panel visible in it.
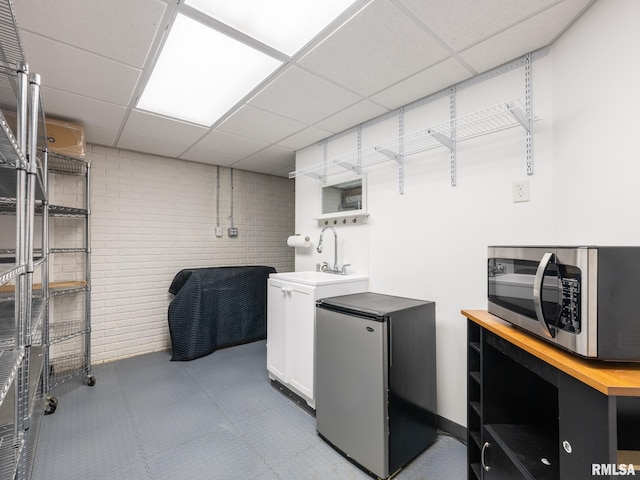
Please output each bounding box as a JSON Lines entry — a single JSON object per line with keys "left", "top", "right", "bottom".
{"left": 557, "top": 278, "right": 581, "bottom": 333}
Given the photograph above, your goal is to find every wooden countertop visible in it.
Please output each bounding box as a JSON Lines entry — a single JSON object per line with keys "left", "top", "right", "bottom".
{"left": 462, "top": 309, "right": 640, "bottom": 397}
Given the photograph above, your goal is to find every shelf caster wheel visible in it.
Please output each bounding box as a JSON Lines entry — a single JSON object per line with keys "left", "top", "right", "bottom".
{"left": 86, "top": 375, "right": 96, "bottom": 387}
{"left": 44, "top": 397, "right": 57, "bottom": 415}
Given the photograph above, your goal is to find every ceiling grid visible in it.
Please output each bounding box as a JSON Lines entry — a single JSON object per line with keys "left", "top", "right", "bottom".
{"left": 9, "top": 0, "right": 595, "bottom": 177}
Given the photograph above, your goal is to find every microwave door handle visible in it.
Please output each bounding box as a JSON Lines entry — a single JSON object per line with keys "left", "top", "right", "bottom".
{"left": 533, "top": 252, "right": 556, "bottom": 339}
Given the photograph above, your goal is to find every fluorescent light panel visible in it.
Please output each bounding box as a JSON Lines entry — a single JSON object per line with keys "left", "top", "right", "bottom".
{"left": 185, "top": 0, "right": 359, "bottom": 56}
{"left": 137, "top": 14, "right": 282, "bottom": 126}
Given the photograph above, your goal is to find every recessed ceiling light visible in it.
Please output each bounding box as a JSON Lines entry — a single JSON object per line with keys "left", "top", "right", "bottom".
{"left": 184, "top": 0, "right": 359, "bottom": 56}
{"left": 137, "top": 14, "right": 282, "bottom": 126}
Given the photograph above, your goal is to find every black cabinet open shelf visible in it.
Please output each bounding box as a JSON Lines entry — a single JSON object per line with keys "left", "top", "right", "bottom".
{"left": 485, "top": 424, "right": 559, "bottom": 480}
{"left": 465, "top": 311, "right": 640, "bottom": 479}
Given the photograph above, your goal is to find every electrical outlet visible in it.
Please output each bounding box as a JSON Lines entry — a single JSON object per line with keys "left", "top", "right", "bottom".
{"left": 228, "top": 227, "right": 238, "bottom": 237}
{"left": 512, "top": 179, "right": 530, "bottom": 203}
{"left": 215, "top": 226, "right": 223, "bottom": 237}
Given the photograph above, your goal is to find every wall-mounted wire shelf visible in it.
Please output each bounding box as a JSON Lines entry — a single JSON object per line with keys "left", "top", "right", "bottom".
{"left": 290, "top": 97, "right": 536, "bottom": 189}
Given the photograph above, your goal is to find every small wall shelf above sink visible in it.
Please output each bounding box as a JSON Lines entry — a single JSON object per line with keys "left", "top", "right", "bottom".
{"left": 316, "top": 211, "right": 369, "bottom": 227}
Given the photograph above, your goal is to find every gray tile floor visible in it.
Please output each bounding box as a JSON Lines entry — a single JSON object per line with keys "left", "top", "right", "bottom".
{"left": 32, "top": 341, "right": 466, "bottom": 480}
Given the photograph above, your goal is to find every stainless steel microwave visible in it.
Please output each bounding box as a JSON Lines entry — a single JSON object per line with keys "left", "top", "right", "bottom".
{"left": 487, "top": 246, "right": 640, "bottom": 361}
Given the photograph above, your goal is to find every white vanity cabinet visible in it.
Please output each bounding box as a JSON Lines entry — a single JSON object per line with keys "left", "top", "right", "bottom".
{"left": 266, "top": 272, "right": 368, "bottom": 408}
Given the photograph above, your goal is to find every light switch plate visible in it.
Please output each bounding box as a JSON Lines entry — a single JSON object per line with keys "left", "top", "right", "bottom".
{"left": 215, "top": 226, "right": 223, "bottom": 237}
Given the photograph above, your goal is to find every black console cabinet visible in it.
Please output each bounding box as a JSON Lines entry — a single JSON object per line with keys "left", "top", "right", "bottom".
{"left": 464, "top": 310, "right": 640, "bottom": 480}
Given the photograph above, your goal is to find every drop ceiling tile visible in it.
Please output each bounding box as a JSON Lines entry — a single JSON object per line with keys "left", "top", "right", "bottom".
{"left": 217, "top": 105, "right": 306, "bottom": 144}
{"left": 231, "top": 146, "right": 295, "bottom": 176}
{"left": 459, "top": 0, "right": 592, "bottom": 73}
{"left": 21, "top": 32, "right": 141, "bottom": 105}
{"left": 314, "top": 100, "right": 390, "bottom": 134}
{"left": 371, "top": 57, "right": 474, "bottom": 109}
{"left": 15, "top": 0, "right": 167, "bottom": 68}
{"left": 298, "top": 0, "right": 450, "bottom": 96}
{"left": 277, "top": 126, "right": 333, "bottom": 151}
{"left": 398, "top": 0, "right": 557, "bottom": 52}
{"left": 179, "top": 148, "right": 239, "bottom": 167}
{"left": 193, "top": 130, "right": 269, "bottom": 158}
{"left": 41, "top": 87, "right": 127, "bottom": 131}
{"left": 84, "top": 125, "right": 119, "bottom": 147}
{"left": 248, "top": 66, "right": 362, "bottom": 125}
{"left": 117, "top": 133, "right": 189, "bottom": 159}
{"left": 123, "top": 110, "right": 209, "bottom": 145}
{"left": 243, "top": 145, "right": 296, "bottom": 168}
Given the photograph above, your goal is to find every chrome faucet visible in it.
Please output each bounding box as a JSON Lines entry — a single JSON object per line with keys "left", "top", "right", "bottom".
{"left": 316, "top": 226, "right": 349, "bottom": 274}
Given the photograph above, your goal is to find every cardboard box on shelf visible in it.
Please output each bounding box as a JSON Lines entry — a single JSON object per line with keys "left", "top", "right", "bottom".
{"left": 45, "top": 118, "right": 85, "bottom": 159}
{"left": 0, "top": 111, "right": 86, "bottom": 159}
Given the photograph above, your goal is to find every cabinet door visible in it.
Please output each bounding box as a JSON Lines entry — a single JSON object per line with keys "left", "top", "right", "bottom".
{"left": 266, "top": 280, "right": 287, "bottom": 381}
{"left": 287, "top": 283, "right": 315, "bottom": 399}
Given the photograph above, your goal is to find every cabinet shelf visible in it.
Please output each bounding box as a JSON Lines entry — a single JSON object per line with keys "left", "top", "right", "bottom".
{"left": 486, "top": 423, "right": 559, "bottom": 480}
{"left": 470, "top": 463, "right": 482, "bottom": 480}
{"left": 470, "top": 430, "right": 482, "bottom": 448}
{"left": 470, "top": 401, "right": 481, "bottom": 417}
{"left": 470, "top": 371, "right": 481, "bottom": 384}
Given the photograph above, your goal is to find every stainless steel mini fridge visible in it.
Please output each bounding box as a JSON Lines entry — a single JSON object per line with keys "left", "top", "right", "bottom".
{"left": 315, "top": 292, "right": 437, "bottom": 479}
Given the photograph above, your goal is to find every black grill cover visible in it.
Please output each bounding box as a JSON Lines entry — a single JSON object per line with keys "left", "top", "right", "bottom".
{"left": 168, "top": 266, "right": 276, "bottom": 361}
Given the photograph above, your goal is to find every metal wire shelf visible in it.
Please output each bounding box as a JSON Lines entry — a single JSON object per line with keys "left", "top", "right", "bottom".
{"left": 0, "top": 423, "right": 21, "bottom": 480}
{"left": 50, "top": 247, "right": 88, "bottom": 254}
{"left": 290, "top": 97, "right": 535, "bottom": 183}
{"left": 49, "top": 320, "right": 86, "bottom": 345}
{"left": 0, "top": 297, "right": 46, "bottom": 349}
{"left": 0, "top": 263, "right": 23, "bottom": 286}
{"left": 0, "top": 200, "right": 87, "bottom": 217}
{"left": 48, "top": 353, "right": 88, "bottom": 388}
{"left": 49, "top": 281, "right": 88, "bottom": 297}
{"left": 0, "top": 348, "right": 23, "bottom": 408}
{"left": 47, "top": 151, "right": 87, "bottom": 175}
{"left": 46, "top": 204, "right": 88, "bottom": 217}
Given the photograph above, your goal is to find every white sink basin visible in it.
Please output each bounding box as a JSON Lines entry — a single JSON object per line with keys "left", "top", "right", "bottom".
{"left": 270, "top": 271, "right": 368, "bottom": 286}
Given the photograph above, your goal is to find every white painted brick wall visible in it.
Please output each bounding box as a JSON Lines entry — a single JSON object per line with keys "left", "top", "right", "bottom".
{"left": 50, "top": 144, "right": 295, "bottom": 365}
